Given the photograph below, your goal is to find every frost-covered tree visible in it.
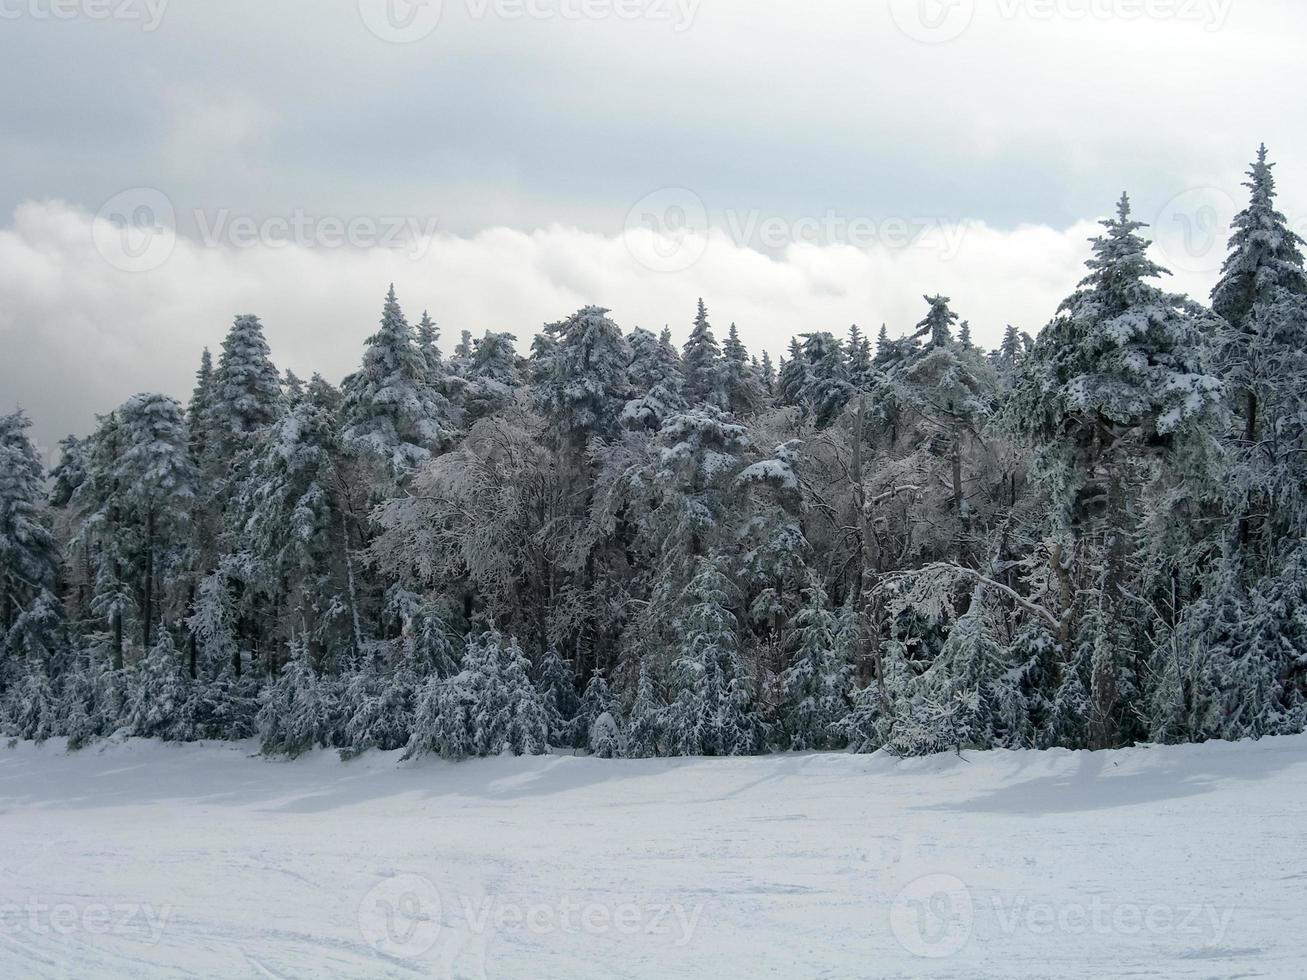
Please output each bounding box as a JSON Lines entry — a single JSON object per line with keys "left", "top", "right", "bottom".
{"left": 462, "top": 331, "right": 521, "bottom": 423}
{"left": 799, "top": 332, "right": 850, "bottom": 427}
{"left": 914, "top": 294, "right": 958, "bottom": 349}
{"left": 683, "top": 299, "right": 727, "bottom": 410}
{"left": 776, "top": 338, "right": 810, "bottom": 409}
{"left": 0, "top": 411, "right": 58, "bottom": 642}
{"left": 231, "top": 375, "right": 357, "bottom": 661}
{"left": 665, "top": 559, "right": 761, "bottom": 756}
{"left": 758, "top": 350, "right": 776, "bottom": 395}
{"left": 405, "top": 629, "right": 548, "bottom": 759}
{"left": 187, "top": 348, "right": 215, "bottom": 461}
{"left": 623, "top": 326, "right": 686, "bottom": 431}
{"left": 735, "top": 439, "right": 809, "bottom": 645}
{"left": 416, "top": 310, "right": 444, "bottom": 383}
{"left": 846, "top": 324, "right": 873, "bottom": 390}
{"left": 536, "top": 305, "right": 630, "bottom": 449}
{"left": 258, "top": 637, "right": 335, "bottom": 757}
{"left": 341, "top": 285, "right": 453, "bottom": 480}
{"left": 721, "top": 322, "right": 759, "bottom": 415}
{"left": 1011, "top": 193, "right": 1223, "bottom": 748}
{"left": 73, "top": 395, "right": 196, "bottom": 658}
{"left": 782, "top": 586, "right": 851, "bottom": 751}
{"left": 536, "top": 645, "right": 581, "bottom": 748}
{"left": 625, "top": 663, "right": 664, "bottom": 758}
{"left": 578, "top": 669, "right": 622, "bottom": 751}
{"left": 210, "top": 315, "right": 283, "bottom": 467}
{"left": 125, "top": 627, "right": 194, "bottom": 741}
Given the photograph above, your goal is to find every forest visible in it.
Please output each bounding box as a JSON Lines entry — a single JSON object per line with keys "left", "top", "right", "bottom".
{"left": 1, "top": 147, "right": 1304, "bottom": 762}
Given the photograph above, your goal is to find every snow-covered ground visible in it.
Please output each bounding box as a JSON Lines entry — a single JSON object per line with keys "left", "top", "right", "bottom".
{"left": 1, "top": 736, "right": 1303, "bottom": 979}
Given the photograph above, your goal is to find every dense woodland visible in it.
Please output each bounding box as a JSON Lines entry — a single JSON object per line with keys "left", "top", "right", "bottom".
{"left": 1, "top": 147, "right": 1305, "bottom": 760}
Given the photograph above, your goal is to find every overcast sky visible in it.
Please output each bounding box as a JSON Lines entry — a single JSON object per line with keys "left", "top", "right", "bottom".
{"left": 2, "top": 0, "right": 1304, "bottom": 453}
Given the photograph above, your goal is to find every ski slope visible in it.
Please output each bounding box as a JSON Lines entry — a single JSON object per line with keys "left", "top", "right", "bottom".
{"left": 1, "top": 734, "right": 1303, "bottom": 978}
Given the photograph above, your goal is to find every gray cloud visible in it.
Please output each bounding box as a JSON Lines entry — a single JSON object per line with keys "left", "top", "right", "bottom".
{"left": 1, "top": 0, "right": 1303, "bottom": 451}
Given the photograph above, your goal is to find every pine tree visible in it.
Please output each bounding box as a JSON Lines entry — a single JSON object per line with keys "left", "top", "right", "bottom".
{"left": 341, "top": 285, "right": 453, "bottom": 480}
{"left": 625, "top": 662, "right": 664, "bottom": 758}
{"left": 233, "top": 374, "right": 354, "bottom": 660}
{"left": 799, "top": 332, "right": 851, "bottom": 427}
{"left": 623, "top": 326, "right": 687, "bottom": 431}
{"left": 759, "top": 350, "right": 776, "bottom": 396}
{"left": 126, "top": 627, "right": 194, "bottom": 741}
{"left": 914, "top": 295, "right": 959, "bottom": 349}
{"left": 992, "top": 324, "right": 1025, "bottom": 378}
{"left": 537, "top": 645, "right": 581, "bottom": 748}
{"left": 416, "top": 310, "right": 444, "bottom": 384}
{"left": 1011, "top": 193, "right": 1223, "bottom": 748}
{"left": 536, "top": 306, "right": 631, "bottom": 448}
{"left": 776, "top": 338, "right": 810, "bottom": 408}
{"left": 0, "top": 411, "right": 59, "bottom": 641}
{"left": 782, "top": 585, "right": 851, "bottom": 750}
{"left": 48, "top": 434, "right": 88, "bottom": 509}
{"left": 210, "top": 315, "right": 283, "bottom": 466}
{"left": 846, "top": 324, "right": 873, "bottom": 389}
{"left": 683, "top": 299, "right": 727, "bottom": 409}
{"left": 578, "top": 669, "right": 622, "bottom": 750}
{"left": 665, "top": 559, "right": 761, "bottom": 756}
{"left": 721, "top": 322, "right": 757, "bottom": 415}
{"left": 463, "top": 331, "right": 520, "bottom": 423}
{"left": 258, "top": 637, "right": 334, "bottom": 757}
{"left": 116, "top": 393, "right": 197, "bottom": 648}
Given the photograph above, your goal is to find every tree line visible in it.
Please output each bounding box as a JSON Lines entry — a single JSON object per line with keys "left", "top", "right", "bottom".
{"left": 1, "top": 146, "right": 1304, "bottom": 760}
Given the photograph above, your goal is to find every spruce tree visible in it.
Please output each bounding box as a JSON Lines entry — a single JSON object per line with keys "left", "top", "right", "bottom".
{"left": 210, "top": 315, "right": 283, "bottom": 466}
{"left": 1012, "top": 193, "right": 1223, "bottom": 749}
{"left": 665, "top": 559, "right": 761, "bottom": 756}
{"left": 0, "top": 411, "right": 59, "bottom": 640}
{"left": 782, "top": 585, "right": 851, "bottom": 751}
{"left": 341, "top": 285, "right": 453, "bottom": 480}
{"left": 683, "top": 299, "right": 726, "bottom": 409}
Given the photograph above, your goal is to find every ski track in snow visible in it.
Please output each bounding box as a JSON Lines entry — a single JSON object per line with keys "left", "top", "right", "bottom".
{"left": 1, "top": 735, "right": 1304, "bottom": 978}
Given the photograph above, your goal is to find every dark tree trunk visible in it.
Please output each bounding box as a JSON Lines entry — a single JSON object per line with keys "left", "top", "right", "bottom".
{"left": 143, "top": 507, "right": 156, "bottom": 649}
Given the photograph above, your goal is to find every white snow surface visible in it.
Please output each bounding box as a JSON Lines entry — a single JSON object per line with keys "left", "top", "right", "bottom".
{"left": 2, "top": 734, "right": 1304, "bottom": 978}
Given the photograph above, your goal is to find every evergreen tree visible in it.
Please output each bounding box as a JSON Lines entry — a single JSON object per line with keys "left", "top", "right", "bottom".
{"left": 759, "top": 350, "right": 776, "bottom": 396}
{"left": 683, "top": 299, "right": 727, "bottom": 409}
{"left": 126, "top": 627, "right": 194, "bottom": 741}
{"left": 537, "top": 645, "right": 581, "bottom": 748}
{"left": 210, "top": 315, "right": 283, "bottom": 466}
{"left": 0, "top": 411, "right": 59, "bottom": 641}
{"left": 416, "top": 310, "right": 444, "bottom": 383}
{"left": 1011, "top": 193, "right": 1223, "bottom": 749}
{"left": 782, "top": 585, "right": 851, "bottom": 751}
{"left": 799, "top": 332, "right": 851, "bottom": 427}
{"left": 536, "top": 305, "right": 631, "bottom": 447}
{"left": 776, "top": 338, "right": 810, "bottom": 409}
{"left": 48, "top": 434, "right": 88, "bottom": 509}
{"left": 721, "top": 322, "right": 758, "bottom": 415}
{"left": 665, "top": 559, "right": 761, "bottom": 756}
{"left": 846, "top": 324, "right": 873, "bottom": 389}
{"left": 341, "top": 285, "right": 453, "bottom": 479}
{"left": 623, "top": 326, "right": 687, "bottom": 431}
{"left": 258, "top": 637, "right": 334, "bottom": 757}
{"left": 914, "top": 294, "right": 958, "bottom": 349}
{"left": 625, "top": 663, "right": 664, "bottom": 758}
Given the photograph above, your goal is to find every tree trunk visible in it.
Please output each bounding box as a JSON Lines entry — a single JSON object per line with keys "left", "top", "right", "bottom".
{"left": 142, "top": 507, "right": 155, "bottom": 649}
